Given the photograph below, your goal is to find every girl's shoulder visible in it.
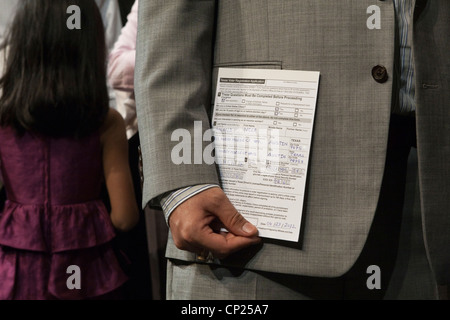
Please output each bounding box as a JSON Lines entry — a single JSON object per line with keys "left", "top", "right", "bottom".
{"left": 100, "top": 108, "right": 126, "bottom": 144}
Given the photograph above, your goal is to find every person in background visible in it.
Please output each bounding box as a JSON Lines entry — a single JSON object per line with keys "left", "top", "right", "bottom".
{"left": 0, "top": 0, "right": 18, "bottom": 45}
{"left": 0, "top": 0, "right": 19, "bottom": 211}
{"left": 96, "top": 0, "right": 123, "bottom": 54}
{"left": 108, "top": 0, "right": 168, "bottom": 299}
{"left": 108, "top": 0, "right": 138, "bottom": 141}
{"left": 96, "top": 0, "right": 123, "bottom": 110}
{"left": 0, "top": 0, "right": 139, "bottom": 299}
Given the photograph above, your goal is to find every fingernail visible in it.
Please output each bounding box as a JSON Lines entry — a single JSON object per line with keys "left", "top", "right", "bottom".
{"left": 242, "top": 222, "right": 255, "bottom": 234}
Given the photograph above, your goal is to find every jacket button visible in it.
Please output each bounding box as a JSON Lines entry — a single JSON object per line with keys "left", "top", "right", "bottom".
{"left": 372, "top": 65, "right": 388, "bottom": 83}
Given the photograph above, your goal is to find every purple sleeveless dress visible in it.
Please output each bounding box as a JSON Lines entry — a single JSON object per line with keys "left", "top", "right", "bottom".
{"left": 0, "top": 126, "right": 128, "bottom": 299}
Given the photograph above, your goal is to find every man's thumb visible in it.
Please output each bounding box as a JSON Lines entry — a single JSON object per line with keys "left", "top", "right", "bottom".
{"left": 204, "top": 187, "right": 259, "bottom": 237}
{"left": 219, "top": 204, "right": 258, "bottom": 237}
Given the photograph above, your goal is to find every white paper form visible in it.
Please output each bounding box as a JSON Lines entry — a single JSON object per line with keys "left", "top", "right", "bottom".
{"left": 212, "top": 68, "right": 320, "bottom": 242}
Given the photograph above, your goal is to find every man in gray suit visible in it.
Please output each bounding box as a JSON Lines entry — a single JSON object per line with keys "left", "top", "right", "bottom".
{"left": 135, "top": 0, "right": 449, "bottom": 299}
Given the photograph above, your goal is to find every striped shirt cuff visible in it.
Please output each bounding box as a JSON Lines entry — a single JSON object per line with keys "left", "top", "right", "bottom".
{"left": 160, "top": 184, "right": 220, "bottom": 225}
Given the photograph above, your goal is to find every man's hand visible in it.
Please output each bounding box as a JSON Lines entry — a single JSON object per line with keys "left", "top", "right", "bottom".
{"left": 168, "top": 187, "right": 261, "bottom": 259}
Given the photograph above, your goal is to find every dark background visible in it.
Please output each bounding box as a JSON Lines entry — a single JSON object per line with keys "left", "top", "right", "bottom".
{"left": 118, "top": 0, "right": 136, "bottom": 25}
{"left": 110, "top": 0, "right": 155, "bottom": 300}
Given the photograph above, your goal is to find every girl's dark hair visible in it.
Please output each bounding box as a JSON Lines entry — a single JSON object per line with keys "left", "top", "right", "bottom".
{"left": 0, "top": 0, "right": 109, "bottom": 138}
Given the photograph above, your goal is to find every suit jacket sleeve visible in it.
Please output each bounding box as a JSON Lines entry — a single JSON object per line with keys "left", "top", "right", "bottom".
{"left": 134, "top": 0, "right": 219, "bottom": 208}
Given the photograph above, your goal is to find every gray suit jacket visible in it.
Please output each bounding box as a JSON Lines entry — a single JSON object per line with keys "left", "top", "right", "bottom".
{"left": 135, "top": 0, "right": 450, "bottom": 285}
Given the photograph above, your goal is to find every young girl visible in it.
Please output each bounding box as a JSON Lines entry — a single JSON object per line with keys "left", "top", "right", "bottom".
{"left": 0, "top": 0, "right": 139, "bottom": 300}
